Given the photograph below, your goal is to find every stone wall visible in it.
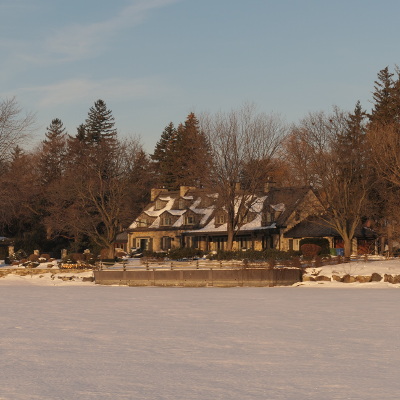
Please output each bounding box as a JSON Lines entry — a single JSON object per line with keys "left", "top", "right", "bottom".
{"left": 93, "top": 268, "right": 302, "bottom": 287}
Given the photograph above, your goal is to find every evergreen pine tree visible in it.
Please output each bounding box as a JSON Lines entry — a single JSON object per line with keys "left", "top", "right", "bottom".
{"left": 176, "top": 112, "right": 212, "bottom": 187}
{"left": 151, "top": 113, "right": 212, "bottom": 190}
{"left": 335, "top": 101, "right": 367, "bottom": 184}
{"left": 85, "top": 99, "right": 117, "bottom": 144}
{"left": 151, "top": 122, "right": 179, "bottom": 189}
{"left": 39, "top": 118, "right": 68, "bottom": 185}
{"left": 369, "top": 67, "right": 396, "bottom": 126}
{"left": 75, "top": 123, "right": 87, "bottom": 142}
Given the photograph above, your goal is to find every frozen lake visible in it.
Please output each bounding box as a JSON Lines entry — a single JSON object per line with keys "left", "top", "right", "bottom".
{"left": 0, "top": 286, "right": 399, "bottom": 399}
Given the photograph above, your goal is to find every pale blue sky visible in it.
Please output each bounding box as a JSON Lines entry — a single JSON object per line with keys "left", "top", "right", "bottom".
{"left": 1, "top": 0, "right": 400, "bottom": 151}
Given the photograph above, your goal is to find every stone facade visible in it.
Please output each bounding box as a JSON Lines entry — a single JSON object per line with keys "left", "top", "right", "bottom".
{"left": 127, "top": 186, "right": 325, "bottom": 254}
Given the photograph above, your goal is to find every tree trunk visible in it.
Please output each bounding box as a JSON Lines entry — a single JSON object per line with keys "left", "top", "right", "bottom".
{"left": 387, "top": 222, "right": 393, "bottom": 257}
{"left": 226, "top": 229, "right": 234, "bottom": 251}
{"left": 343, "top": 237, "right": 352, "bottom": 262}
{"left": 103, "top": 244, "right": 115, "bottom": 260}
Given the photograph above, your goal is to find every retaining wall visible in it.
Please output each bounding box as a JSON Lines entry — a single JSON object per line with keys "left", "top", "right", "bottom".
{"left": 93, "top": 268, "right": 302, "bottom": 287}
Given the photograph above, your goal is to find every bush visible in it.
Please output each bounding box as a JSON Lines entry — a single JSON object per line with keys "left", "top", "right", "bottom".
{"left": 209, "top": 249, "right": 300, "bottom": 261}
{"left": 301, "top": 244, "right": 322, "bottom": 259}
{"left": 143, "top": 251, "right": 168, "bottom": 259}
{"left": 168, "top": 248, "right": 204, "bottom": 260}
{"left": 28, "top": 254, "right": 39, "bottom": 262}
{"left": 299, "top": 238, "right": 330, "bottom": 255}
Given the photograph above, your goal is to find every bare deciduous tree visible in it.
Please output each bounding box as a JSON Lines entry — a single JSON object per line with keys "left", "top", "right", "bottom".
{"left": 46, "top": 137, "right": 149, "bottom": 258}
{"left": 286, "top": 106, "right": 373, "bottom": 259}
{"left": 201, "top": 104, "right": 285, "bottom": 250}
{"left": 0, "top": 97, "right": 35, "bottom": 166}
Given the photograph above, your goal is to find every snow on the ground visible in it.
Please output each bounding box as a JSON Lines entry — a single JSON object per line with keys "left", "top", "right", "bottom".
{"left": 2, "top": 257, "right": 400, "bottom": 288}
{"left": 0, "top": 270, "right": 94, "bottom": 286}
{"left": 300, "top": 257, "right": 400, "bottom": 288}
{"left": 0, "top": 286, "right": 399, "bottom": 400}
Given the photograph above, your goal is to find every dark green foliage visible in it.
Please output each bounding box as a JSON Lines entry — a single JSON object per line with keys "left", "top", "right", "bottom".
{"left": 209, "top": 249, "right": 300, "bottom": 261}
{"left": 175, "top": 113, "right": 212, "bottom": 187}
{"left": 369, "top": 66, "right": 400, "bottom": 125}
{"left": 39, "top": 118, "right": 68, "bottom": 185}
{"left": 151, "top": 113, "right": 212, "bottom": 189}
{"left": 143, "top": 250, "right": 168, "bottom": 259}
{"left": 85, "top": 99, "right": 117, "bottom": 143}
{"left": 299, "top": 238, "right": 330, "bottom": 255}
{"left": 151, "top": 122, "right": 179, "bottom": 190}
{"left": 168, "top": 247, "right": 204, "bottom": 260}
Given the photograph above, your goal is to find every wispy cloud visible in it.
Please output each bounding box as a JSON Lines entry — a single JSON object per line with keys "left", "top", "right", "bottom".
{"left": 45, "top": 0, "right": 181, "bottom": 62}
{"left": 12, "top": 76, "right": 176, "bottom": 108}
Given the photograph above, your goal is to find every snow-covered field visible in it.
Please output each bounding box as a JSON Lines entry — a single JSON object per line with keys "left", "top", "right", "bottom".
{"left": 0, "top": 260, "right": 399, "bottom": 399}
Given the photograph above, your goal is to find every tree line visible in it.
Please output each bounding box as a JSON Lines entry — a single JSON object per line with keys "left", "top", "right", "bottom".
{"left": 1, "top": 66, "right": 400, "bottom": 258}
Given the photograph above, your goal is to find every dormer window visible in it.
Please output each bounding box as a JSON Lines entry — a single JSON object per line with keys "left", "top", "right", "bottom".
{"left": 265, "top": 211, "right": 275, "bottom": 224}
{"left": 137, "top": 218, "right": 148, "bottom": 227}
{"left": 215, "top": 215, "right": 225, "bottom": 225}
{"left": 185, "top": 216, "right": 195, "bottom": 225}
{"left": 161, "top": 217, "right": 172, "bottom": 226}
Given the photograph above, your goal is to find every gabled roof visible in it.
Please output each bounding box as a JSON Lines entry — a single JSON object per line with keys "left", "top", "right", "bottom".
{"left": 129, "top": 188, "right": 215, "bottom": 230}
{"left": 264, "top": 187, "right": 312, "bottom": 226}
{"left": 284, "top": 217, "right": 377, "bottom": 239}
{"left": 129, "top": 186, "right": 316, "bottom": 234}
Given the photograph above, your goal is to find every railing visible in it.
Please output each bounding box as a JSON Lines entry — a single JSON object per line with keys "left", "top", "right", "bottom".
{"left": 98, "top": 254, "right": 377, "bottom": 271}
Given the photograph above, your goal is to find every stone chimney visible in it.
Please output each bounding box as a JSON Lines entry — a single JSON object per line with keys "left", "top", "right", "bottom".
{"left": 180, "top": 186, "right": 196, "bottom": 197}
{"left": 151, "top": 188, "right": 168, "bottom": 201}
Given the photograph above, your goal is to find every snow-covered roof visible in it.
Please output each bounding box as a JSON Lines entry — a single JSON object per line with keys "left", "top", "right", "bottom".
{"left": 129, "top": 186, "right": 312, "bottom": 232}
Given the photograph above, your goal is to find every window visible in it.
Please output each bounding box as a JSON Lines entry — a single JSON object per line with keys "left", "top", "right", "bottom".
{"left": 192, "top": 236, "right": 199, "bottom": 249}
{"left": 215, "top": 214, "right": 225, "bottom": 224}
{"left": 161, "top": 236, "right": 172, "bottom": 251}
{"left": 137, "top": 218, "right": 148, "bottom": 227}
{"left": 239, "top": 214, "right": 252, "bottom": 224}
{"left": 265, "top": 211, "right": 275, "bottom": 224}
{"left": 161, "top": 217, "right": 172, "bottom": 226}
{"left": 238, "top": 237, "right": 250, "bottom": 250}
{"left": 185, "top": 216, "right": 195, "bottom": 225}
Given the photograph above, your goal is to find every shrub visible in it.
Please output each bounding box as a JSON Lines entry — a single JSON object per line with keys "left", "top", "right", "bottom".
{"left": 168, "top": 248, "right": 204, "bottom": 260}
{"left": 143, "top": 251, "right": 167, "bottom": 259}
{"left": 299, "top": 238, "right": 330, "bottom": 255}
{"left": 301, "top": 244, "right": 322, "bottom": 259}
{"left": 28, "top": 254, "right": 39, "bottom": 262}
{"left": 209, "top": 249, "right": 300, "bottom": 261}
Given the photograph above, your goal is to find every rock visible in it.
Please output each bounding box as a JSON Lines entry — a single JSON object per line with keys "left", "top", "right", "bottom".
{"left": 332, "top": 275, "right": 342, "bottom": 282}
{"left": 355, "top": 275, "right": 371, "bottom": 283}
{"left": 315, "top": 275, "right": 331, "bottom": 281}
{"left": 82, "top": 276, "right": 94, "bottom": 282}
{"left": 370, "top": 273, "right": 382, "bottom": 282}
{"left": 384, "top": 274, "right": 394, "bottom": 283}
{"left": 393, "top": 275, "right": 400, "bottom": 284}
{"left": 302, "top": 275, "right": 315, "bottom": 281}
{"left": 342, "top": 274, "right": 356, "bottom": 283}
{"left": 58, "top": 276, "right": 72, "bottom": 281}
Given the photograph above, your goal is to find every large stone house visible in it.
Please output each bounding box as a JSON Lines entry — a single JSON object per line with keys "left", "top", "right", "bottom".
{"left": 127, "top": 185, "right": 325, "bottom": 253}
